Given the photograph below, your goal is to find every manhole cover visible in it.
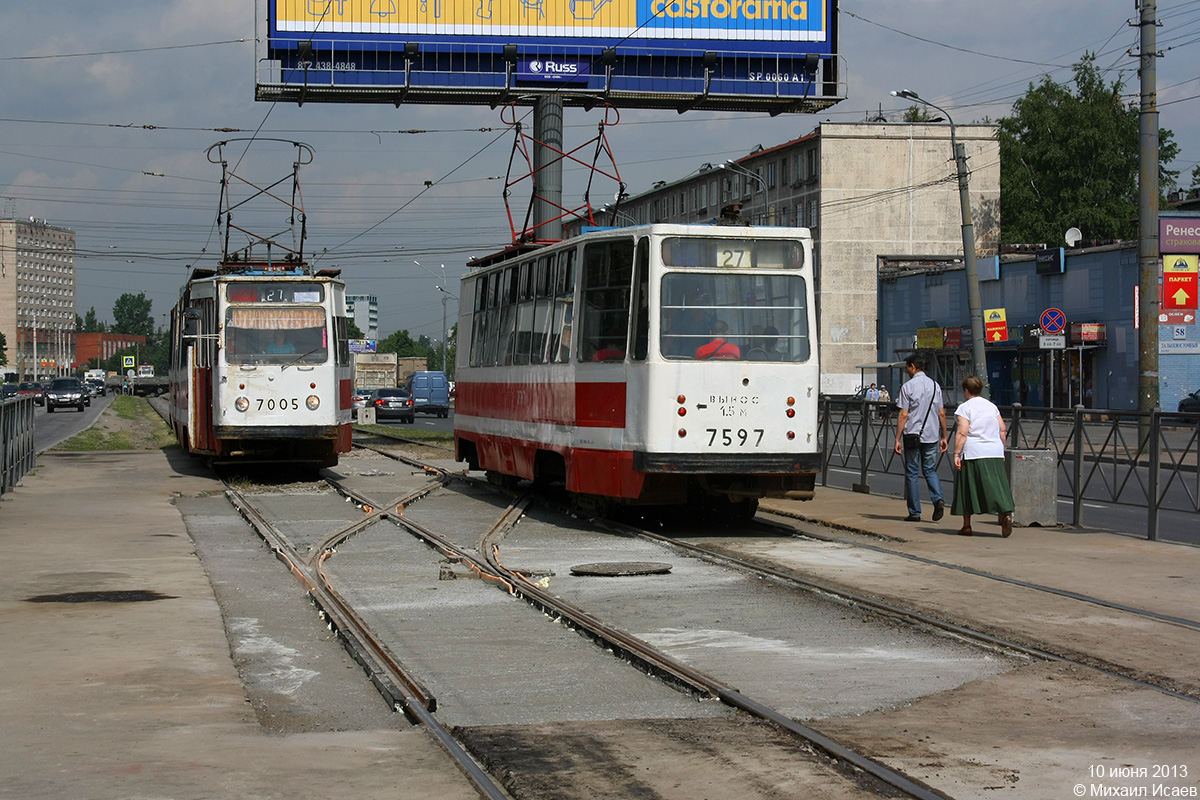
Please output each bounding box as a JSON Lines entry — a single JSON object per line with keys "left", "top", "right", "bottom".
{"left": 569, "top": 561, "right": 672, "bottom": 577}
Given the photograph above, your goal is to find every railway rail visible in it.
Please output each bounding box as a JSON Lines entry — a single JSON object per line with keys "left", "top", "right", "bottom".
{"left": 220, "top": 442, "right": 958, "bottom": 800}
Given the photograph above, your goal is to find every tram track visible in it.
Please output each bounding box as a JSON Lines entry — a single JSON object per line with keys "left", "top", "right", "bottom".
{"left": 223, "top": 447, "right": 955, "bottom": 800}
{"left": 222, "top": 479, "right": 510, "bottom": 800}
{"left": 623, "top": 512, "right": 1200, "bottom": 705}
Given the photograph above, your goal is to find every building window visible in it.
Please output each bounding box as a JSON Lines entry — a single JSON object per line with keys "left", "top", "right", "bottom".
{"left": 766, "top": 161, "right": 777, "bottom": 189}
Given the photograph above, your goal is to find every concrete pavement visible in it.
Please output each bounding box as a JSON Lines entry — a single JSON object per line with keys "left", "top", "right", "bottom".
{"left": 2, "top": 447, "right": 1197, "bottom": 798}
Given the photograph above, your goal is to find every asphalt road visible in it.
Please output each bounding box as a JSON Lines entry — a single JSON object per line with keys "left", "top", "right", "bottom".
{"left": 33, "top": 391, "right": 115, "bottom": 453}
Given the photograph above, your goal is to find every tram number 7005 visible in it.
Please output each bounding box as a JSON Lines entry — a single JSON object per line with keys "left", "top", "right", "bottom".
{"left": 706, "top": 428, "right": 765, "bottom": 447}
{"left": 255, "top": 397, "right": 301, "bottom": 411}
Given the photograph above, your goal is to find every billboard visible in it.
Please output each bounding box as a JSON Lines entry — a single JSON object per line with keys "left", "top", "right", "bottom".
{"left": 256, "top": 0, "right": 842, "bottom": 112}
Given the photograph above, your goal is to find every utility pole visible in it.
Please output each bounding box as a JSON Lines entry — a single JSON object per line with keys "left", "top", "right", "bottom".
{"left": 1136, "top": 0, "right": 1160, "bottom": 415}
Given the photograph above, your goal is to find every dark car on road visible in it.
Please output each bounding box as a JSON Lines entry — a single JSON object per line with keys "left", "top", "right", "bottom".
{"left": 45, "top": 377, "right": 90, "bottom": 413}
{"left": 1180, "top": 390, "right": 1200, "bottom": 414}
{"left": 370, "top": 387, "right": 415, "bottom": 423}
{"left": 1, "top": 383, "right": 19, "bottom": 400}
{"left": 17, "top": 382, "right": 45, "bottom": 406}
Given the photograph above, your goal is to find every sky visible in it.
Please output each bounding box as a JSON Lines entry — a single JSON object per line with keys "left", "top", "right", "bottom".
{"left": 2, "top": 1, "right": 1198, "bottom": 343}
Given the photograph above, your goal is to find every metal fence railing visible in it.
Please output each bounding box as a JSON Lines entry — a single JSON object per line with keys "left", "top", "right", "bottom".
{"left": 819, "top": 398, "right": 1200, "bottom": 542}
{"left": 1, "top": 396, "right": 37, "bottom": 496}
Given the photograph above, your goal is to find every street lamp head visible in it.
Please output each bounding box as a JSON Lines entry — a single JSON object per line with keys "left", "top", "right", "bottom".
{"left": 892, "top": 89, "right": 919, "bottom": 101}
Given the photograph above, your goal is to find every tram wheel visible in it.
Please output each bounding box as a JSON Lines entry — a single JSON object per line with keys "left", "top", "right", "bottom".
{"left": 486, "top": 470, "right": 519, "bottom": 491}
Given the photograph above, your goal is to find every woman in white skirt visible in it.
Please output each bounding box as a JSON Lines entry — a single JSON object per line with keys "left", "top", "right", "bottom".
{"left": 951, "top": 375, "right": 1014, "bottom": 537}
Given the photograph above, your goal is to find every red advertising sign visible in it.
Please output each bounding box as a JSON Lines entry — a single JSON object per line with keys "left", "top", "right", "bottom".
{"left": 1164, "top": 272, "right": 1199, "bottom": 310}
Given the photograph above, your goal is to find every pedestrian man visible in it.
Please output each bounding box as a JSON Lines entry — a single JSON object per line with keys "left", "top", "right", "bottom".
{"left": 893, "top": 355, "right": 947, "bottom": 522}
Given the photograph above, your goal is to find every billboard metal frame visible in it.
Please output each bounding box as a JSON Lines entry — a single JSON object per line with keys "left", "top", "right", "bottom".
{"left": 256, "top": 0, "right": 843, "bottom": 114}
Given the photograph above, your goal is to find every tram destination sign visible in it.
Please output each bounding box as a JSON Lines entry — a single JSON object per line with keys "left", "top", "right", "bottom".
{"left": 256, "top": 0, "right": 843, "bottom": 112}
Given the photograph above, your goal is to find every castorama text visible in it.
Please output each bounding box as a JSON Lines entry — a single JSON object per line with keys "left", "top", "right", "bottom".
{"left": 649, "top": 0, "right": 808, "bottom": 20}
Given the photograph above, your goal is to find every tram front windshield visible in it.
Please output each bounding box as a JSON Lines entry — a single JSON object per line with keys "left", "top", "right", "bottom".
{"left": 658, "top": 236, "right": 811, "bottom": 362}
{"left": 224, "top": 306, "right": 328, "bottom": 365}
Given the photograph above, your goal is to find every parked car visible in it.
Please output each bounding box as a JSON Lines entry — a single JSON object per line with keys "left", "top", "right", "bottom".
{"left": 45, "top": 377, "right": 90, "bottom": 413}
{"left": 17, "top": 382, "right": 45, "bottom": 406}
{"left": 371, "top": 387, "right": 415, "bottom": 423}
{"left": 1180, "top": 390, "right": 1200, "bottom": 414}
{"left": 351, "top": 387, "right": 374, "bottom": 419}
{"left": 1, "top": 383, "right": 19, "bottom": 400}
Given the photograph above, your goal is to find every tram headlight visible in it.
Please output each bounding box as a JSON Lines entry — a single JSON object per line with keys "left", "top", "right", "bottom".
{"left": 234, "top": 396, "right": 249, "bottom": 412}
{"left": 306, "top": 395, "right": 320, "bottom": 410}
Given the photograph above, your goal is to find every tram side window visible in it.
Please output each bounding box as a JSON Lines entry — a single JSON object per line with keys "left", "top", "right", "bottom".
{"left": 579, "top": 239, "right": 633, "bottom": 362}
{"left": 333, "top": 316, "right": 350, "bottom": 367}
{"left": 549, "top": 249, "right": 575, "bottom": 363}
{"left": 182, "top": 298, "right": 216, "bottom": 368}
{"left": 529, "top": 256, "right": 554, "bottom": 364}
{"left": 497, "top": 267, "right": 519, "bottom": 366}
{"left": 630, "top": 238, "right": 650, "bottom": 361}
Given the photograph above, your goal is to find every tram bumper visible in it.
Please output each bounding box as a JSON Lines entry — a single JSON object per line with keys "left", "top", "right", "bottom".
{"left": 633, "top": 451, "right": 819, "bottom": 501}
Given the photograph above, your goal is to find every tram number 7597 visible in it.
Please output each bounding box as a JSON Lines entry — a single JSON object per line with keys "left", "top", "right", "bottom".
{"left": 706, "top": 428, "right": 765, "bottom": 447}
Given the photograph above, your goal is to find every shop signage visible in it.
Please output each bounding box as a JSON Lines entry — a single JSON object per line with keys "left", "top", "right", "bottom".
{"left": 1036, "top": 247, "right": 1065, "bottom": 275}
{"left": 984, "top": 308, "right": 1008, "bottom": 342}
{"left": 1070, "top": 322, "right": 1106, "bottom": 343}
{"left": 917, "top": 327, "right": 943, "bottom": 349}
{"left": 1160, "top": 217, "right": 1200, "bottom": 254}
{"left": 1162, "top": 254, "right": 1199, "bottom": 311}
{"left": 1160, "top": 310, "right": 1196, "bottom": 325}
{"left": 1159, "top": 341, "right": 1200, "bottom": 353}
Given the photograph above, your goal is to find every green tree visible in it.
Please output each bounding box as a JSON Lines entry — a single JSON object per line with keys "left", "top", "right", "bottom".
{"left": 902, "top": 104, "right": 939, "bottom": 123}
{"left": 347, "top": 318, "right": 364, "bottom": 340}
{"left": 81, "top": 307, "right": 104, "bottom": 333}
{"left": 377, "top": 329, "right": 419, "bottom": 356}
{"left": 997, "top": 54, "right": 1179, "bottom": 244}
{"left": 0, "top": 331, "right": 8, "bottom": 367}
{"left": 111, "top": 292, "right": 155, "bottom": 337}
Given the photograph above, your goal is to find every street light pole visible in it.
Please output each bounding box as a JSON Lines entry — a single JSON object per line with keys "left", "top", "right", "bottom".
{"left": 722, "top": 160, "right": 770, "bottom": 224}
{"left": 892, "top": 89, "right": 988, "bottom": 395}
{"left": 415, "top": 260, "right": 458, "bottom": 374}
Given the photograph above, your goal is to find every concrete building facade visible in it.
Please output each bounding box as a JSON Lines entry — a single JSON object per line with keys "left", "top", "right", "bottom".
{"left": 346, "top": 293, "right": 379, "bottom": 339}
{"left": 579, "top": 122, "right": 1001, "bottom": 395}
{"left": 0, "top": 218, "right": 77, "bottom": 380}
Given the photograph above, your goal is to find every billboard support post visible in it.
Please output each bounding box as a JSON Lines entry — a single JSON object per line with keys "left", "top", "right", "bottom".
{"left": 534, "top": 96, "right": 565, "bottom": 241}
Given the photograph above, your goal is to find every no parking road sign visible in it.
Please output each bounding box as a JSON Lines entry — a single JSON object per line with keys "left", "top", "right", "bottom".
{"left": 1040, "top": 307, "right": 1066, "bottom": 335}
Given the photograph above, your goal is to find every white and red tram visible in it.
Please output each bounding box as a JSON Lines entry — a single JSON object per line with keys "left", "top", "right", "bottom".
{"left": 168, "top": 260, "right": 353, "bottom": 468}
{"left": 453, "top": 223, "right": 820, "bottom": 515}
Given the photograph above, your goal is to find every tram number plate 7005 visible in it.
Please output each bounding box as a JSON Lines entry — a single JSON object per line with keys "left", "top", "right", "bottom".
{"left": 706, "top": 428, "right": 765, "bottom": 447}
{"left": 255, "top": 397, "right": 300, "bottom": 411}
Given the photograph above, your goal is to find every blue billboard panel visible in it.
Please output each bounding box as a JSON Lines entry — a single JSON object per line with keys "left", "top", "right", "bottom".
{"left": 257, "top": 0, "right": 842, "bottom": 113}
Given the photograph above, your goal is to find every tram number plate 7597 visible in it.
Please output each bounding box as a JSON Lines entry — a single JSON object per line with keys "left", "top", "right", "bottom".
{"left": 706, "top": 428, "right": 765, "bottom": 447}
